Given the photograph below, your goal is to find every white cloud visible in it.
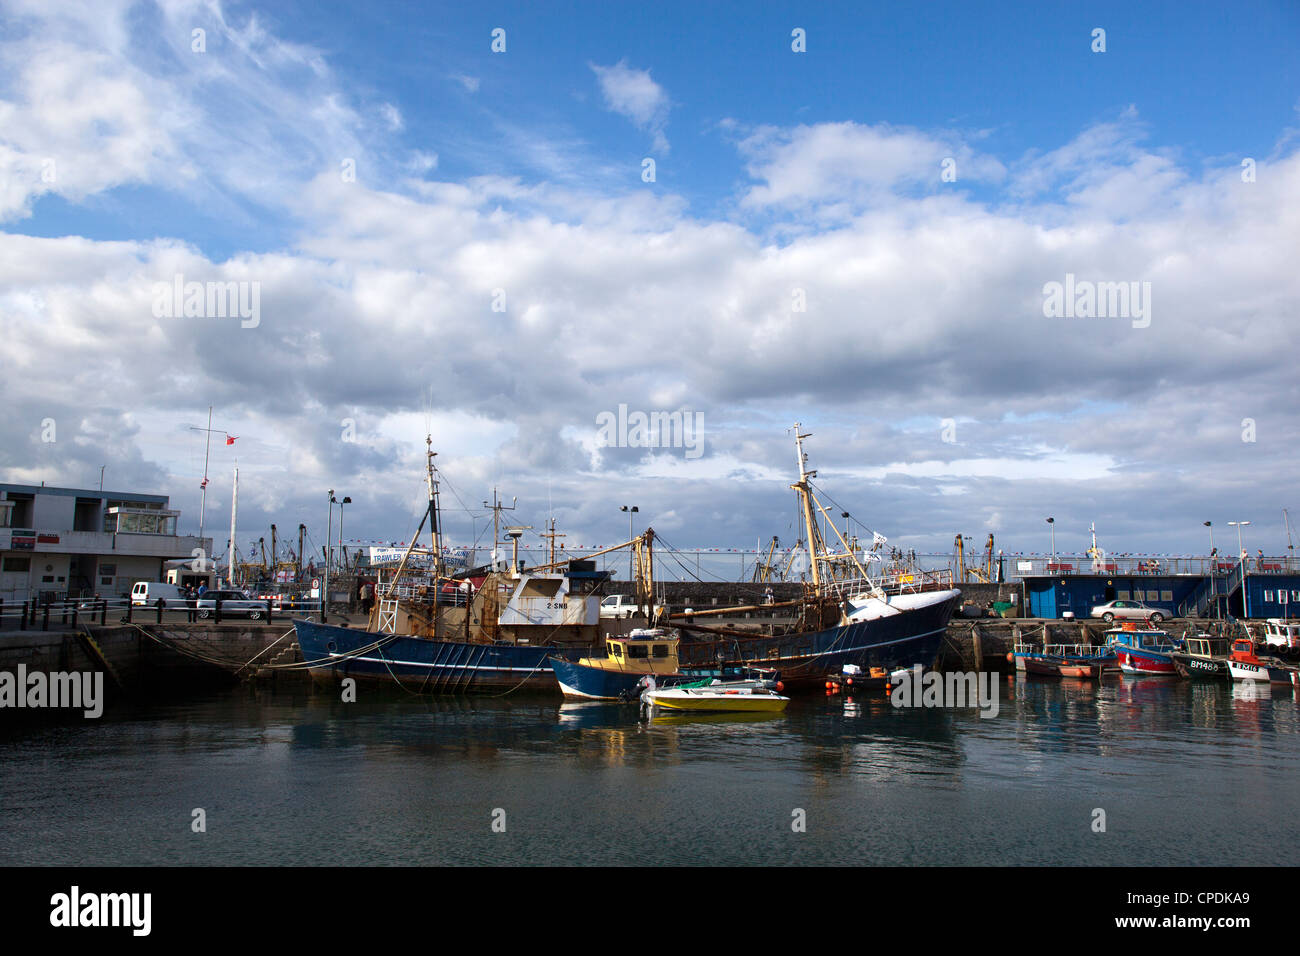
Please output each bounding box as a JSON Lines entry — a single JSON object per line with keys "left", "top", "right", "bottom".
{"left": 590, "top": 59, "right": 671, "bottom": 152}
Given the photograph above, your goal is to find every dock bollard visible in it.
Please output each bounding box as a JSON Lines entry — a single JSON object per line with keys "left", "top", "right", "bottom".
{"left": 155, "top": 598, "right": 164, "bottom": 624}
{"left": 19, "top": 601, "right": 26, "bottom": 631}
{"left": 125, "top": 601, "right": 132, "bottom": 624}
{"left": 99, "top": 599, "right": 107, "bottom": 626}
{"left": 215, "top": 597, "right": 222, "bottom": 624}
{"left": 267, "top": 598, "right": 274, "bottom": 624}
{"left": 42, "top": 604, "right": 50, "bottom": 631}
{"left": 71, "top": 604, "right": 78, "bottom": 628}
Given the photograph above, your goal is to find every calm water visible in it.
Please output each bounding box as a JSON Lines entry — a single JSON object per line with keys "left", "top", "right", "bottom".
{"left": 2, "top": 677, "right": 1297, "bottom": 866}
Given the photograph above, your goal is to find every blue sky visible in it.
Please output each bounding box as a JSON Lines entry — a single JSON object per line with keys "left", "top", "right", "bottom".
{"left": 1, "top": 0, "right": 1299, "bottom": 565}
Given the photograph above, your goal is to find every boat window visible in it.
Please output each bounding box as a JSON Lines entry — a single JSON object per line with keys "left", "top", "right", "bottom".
{"left": 609, "top": 643, "right": 622, "bottom": 658}
{"left": 627, "top": 644, "right": 648, "bottom": 659}
{"left": 521, "top": 579, "right": 563, "bottom": 598}
{"left": 652, "top": 644, "right": 669, "bottom": 658}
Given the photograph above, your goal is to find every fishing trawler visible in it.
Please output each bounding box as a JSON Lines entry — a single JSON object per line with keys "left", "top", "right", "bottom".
{"left": 666, "top": 425, "right": 962, "bottom": 691}
{"left": 292, "top": 437, "right": 656, "bottom": 693}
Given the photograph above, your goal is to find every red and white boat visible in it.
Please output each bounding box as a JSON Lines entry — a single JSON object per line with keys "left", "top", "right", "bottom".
{"left": 1226, "top": 638, "right": 1298, "bottom": 685}
{"left": 1106, "top": 623, "right": 1180, "bottom": 676}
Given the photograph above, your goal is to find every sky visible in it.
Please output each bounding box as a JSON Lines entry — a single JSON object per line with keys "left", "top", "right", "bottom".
{"left": 1, "top": 0, "right": 1298, "bottom": 568}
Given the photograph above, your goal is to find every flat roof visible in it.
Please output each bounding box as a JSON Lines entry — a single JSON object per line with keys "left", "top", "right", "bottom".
{"left": 0, "top": 483, "right": 168, "bottom": 504}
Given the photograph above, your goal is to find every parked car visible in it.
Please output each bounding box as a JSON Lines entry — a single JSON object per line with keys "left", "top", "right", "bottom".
{"left": 130, "top": 581, "right": 189, "bottom": 608}
{"left": 598, "top": 594, "right": 665, "bottom": 620}
{"left": 1090, "top": 599, "right": 1165, "bottom": 624}
{"left": 194, "top": 589, "right": 267, "bottom": 620}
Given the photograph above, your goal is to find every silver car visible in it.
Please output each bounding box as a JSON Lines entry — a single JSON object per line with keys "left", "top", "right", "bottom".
{"left": 195, "top": 589, "right": 267, "bottom": 620}
{"left": 1090, "top": 599, "right": 1165, "bottom": 624}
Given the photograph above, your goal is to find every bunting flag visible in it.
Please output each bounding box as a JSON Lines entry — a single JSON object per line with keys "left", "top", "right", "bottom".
{"left": 226, "top": 435, "right": 238, "bottom": 445}
{"left": 200, "top": 477, "right": 208, "bottom": 489}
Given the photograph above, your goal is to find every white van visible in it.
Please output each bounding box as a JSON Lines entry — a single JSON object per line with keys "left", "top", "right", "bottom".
{"left": 130, "top": 581, "right": 189, "bottom": 608}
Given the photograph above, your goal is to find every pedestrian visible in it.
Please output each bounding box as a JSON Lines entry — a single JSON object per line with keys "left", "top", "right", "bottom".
{"left": 764, "top": 585, "right": 774, "bottom": 605}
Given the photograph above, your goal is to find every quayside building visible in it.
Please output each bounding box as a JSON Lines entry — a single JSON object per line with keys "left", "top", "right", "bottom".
{"left": 0, "top": 483, "right": 211, "bottom": 603}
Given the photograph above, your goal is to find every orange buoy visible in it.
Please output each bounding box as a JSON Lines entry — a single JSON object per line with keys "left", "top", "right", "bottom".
{"left": 1005, "top": 652, "right": 1014, "bottom": 663}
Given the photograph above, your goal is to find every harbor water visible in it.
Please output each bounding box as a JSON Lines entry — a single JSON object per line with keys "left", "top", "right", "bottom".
{"left": 2, "top": 678, "right": 1297, "bottom": 866}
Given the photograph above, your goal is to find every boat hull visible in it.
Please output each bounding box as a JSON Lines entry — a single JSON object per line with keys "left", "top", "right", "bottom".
{"left": 1227, "top": 658, "right": 1296, "bottom": 684}
{"left": 1170, "top": 653, "right": 1229, "bottom": 681}
{"left": 1022, "top": 657, "right": 1101, "bottom": 679}
{"left": 677, "top": 589, "right": 961, "bottom": 693}
{"left": 1114, "top": 647, "right": 1178, "bottom": 675}
{"left": 292, "top": 619, "right": 564, "bottom": 693}
{"left": 551, "top": 658, "right": 678, "bottom": 700}
{"left": 643, "top": 690, "right": 788, "bottom": 713}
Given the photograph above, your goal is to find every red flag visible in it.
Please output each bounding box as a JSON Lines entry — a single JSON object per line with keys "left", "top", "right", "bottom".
{"left": 226, "top": 435, "right": 237, "bottom": 445}
{"left": 200, "top": 477, "right": 208, "bottom": 489}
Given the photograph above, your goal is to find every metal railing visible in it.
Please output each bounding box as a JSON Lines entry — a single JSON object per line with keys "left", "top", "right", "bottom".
{"left": 0, "top": 595, "right": 324, "bottom": 631}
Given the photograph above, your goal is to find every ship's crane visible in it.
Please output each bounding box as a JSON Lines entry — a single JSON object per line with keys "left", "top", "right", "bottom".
{"left": 751, "top": 536, "right": 781, "bottom": 583}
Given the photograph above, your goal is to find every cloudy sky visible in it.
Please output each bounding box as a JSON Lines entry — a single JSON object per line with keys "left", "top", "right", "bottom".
{"left": 1, "top": 0, "right": 1298, "bottom": 570}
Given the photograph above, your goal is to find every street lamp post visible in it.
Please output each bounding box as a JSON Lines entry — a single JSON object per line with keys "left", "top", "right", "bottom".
{"left": 338, "top": 496, "right": 351, "bottom": 574}
{"left": 1204, "top": 521, "right": 1216, "bottom": 617}
{"left": 1228, "top": 520, "right": 1251, "bottom": 619}
{"left": 620, "top": 505, "right": 639, "bottom": 582}
{"left": 324, "top": 490, "right": 335, "bottom": 622}
{"left": 1046, "top": 517, "right": 1055, "bottom": 566}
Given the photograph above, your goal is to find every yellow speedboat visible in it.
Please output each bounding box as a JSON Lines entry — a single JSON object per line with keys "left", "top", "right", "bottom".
{"left": 640, "top": 679, "right": 789, "bottom": 713}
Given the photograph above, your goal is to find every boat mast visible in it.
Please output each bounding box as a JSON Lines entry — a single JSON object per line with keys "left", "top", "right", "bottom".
{"left": 425, "top": 435, "right": 441, "bottom": 622}
{"left": 790, "top": 424, "right": 823, "bottom": 592}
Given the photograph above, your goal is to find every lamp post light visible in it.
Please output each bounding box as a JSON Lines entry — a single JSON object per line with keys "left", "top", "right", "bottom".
{"left": 324, "top": 490, "right": 335, "bottom": 622}
{"left": 338, "top": 496, "right": 352, "bottom": 573}
{"left": 620, "top": 505, "right": 639, "bottom": 581}
{"left": 1228, "top": 520, "right": 1251, "bottom": 619}
{"left": 1046, "top": 517, "right": 1055, "bottom": 566}
{"left": 1204, "top": 521, "right": 1217, "bottom": 617}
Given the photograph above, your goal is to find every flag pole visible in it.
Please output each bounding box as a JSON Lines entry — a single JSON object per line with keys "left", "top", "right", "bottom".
{"left": 199, "top": 405, "right": 212, "bottom": 546}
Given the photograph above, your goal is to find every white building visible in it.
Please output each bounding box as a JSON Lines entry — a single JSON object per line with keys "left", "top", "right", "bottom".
{"left": 0, "top": 483, "right": 212, "bottom": 603}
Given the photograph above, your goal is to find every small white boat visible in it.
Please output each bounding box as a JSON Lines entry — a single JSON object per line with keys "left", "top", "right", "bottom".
{"left": 640, "top": 676, "right": 789, "bottom": 713}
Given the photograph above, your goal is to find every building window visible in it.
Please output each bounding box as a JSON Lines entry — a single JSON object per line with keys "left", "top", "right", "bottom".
{"left": 100, "top": 577, "right": 114, "bottom": 586}
{"left": 1117, "top": 590, "right": 1130, "bottom": 601}
{"left": 100, "top": 563, "right": 116, "bottom": 576}
{"left": 7, "top": 493, "right": 34, "bottom": 527}
{"left": 1265, "top": 591, "right": 1274, "bottom": 602}
{"left": 1160, "top": 590, "right": 1172, "bottom": 602}
{"left": 2, "top": 557, "right": 30, "bottom": 573}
